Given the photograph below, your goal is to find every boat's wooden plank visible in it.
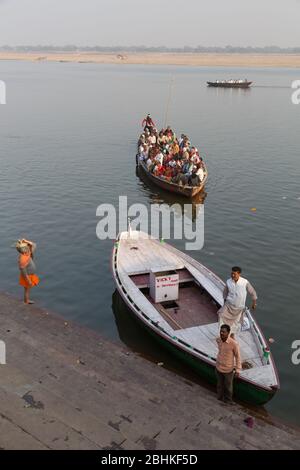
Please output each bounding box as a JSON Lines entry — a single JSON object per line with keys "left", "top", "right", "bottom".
{"left": 145, "top": 284, "right": 218, "bottom": 331}
{"left": 238, "top": 329, "right": 254, "bottom": 349}
{"left": 175, "top": 285, "right": 217, "bottom": 327}
{"left": 118, "top": 268, "right": 174, "bottom": 334}
{"left": 119, "top": 243, "right": 149, "bottom": 274}
{"left": 174, "top": 323, "right": 266, "bottom": 373}
{"left": 120, "top": 234, "right": 225, "bottom": 300}
{"left": 119, "top": 238, "right": 184, "bottom": 275}
{"left": 130, "top": 273, "right": 149, "bottom": 288}
{"left": 238, "top": 331, "right": 262, "bottom": 358}
{"left": 197, "top": 322, "right": 219, "bottom": 340}
{"left": 197, "top": 323, "right": 262, "bottom": 366}
{"left": 202, "top": 322, "right": 263, "bottom": 365}
{"left": 175, "top": 326, "right": 218, "bottom": 358}
{"left": 239, "top": 343, "right": 262, "bottom": 365}
{"left": 183, "top": 263, "right": 224, "bottom": 307}
{"left": 240, "top": 364, "right": 277, "bottom": 387}
{"left": 130, "top": 269, "right": 193, "bottom": 288}
{"left": 177, "top": 269, "right": 194, "bottom": 283}
{"left": 161, "top": 242, "right": 225, "bottom": 295}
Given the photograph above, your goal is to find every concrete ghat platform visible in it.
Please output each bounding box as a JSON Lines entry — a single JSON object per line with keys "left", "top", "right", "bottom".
{"left": 0, "top": 292, "right": 299, "bottom": 450}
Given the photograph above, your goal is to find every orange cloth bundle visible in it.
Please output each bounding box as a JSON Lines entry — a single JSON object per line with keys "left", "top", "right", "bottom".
{"left": 19, "top": 274, "right": 40, "bottom": 288}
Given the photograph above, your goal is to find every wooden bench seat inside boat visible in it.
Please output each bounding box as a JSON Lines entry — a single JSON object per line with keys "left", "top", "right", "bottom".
{"left": 130, "top": 268, "right": 194, "bottom": 289}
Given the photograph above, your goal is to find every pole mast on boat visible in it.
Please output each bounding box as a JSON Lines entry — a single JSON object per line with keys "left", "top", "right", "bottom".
{"left": 164, "top": 77, "right": 174, "bottom": 129}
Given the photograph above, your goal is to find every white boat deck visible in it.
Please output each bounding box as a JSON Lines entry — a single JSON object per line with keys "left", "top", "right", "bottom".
{"left": 175, "top": 323, "right": 264, "bottom": 369}
{"left": 118, "top": 232, "right": 184, "bottom": 275}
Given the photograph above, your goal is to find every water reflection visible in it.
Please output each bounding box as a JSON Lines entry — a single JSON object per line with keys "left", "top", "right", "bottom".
{"left": 206, "top": 86, "right": 252, "bottom": 95}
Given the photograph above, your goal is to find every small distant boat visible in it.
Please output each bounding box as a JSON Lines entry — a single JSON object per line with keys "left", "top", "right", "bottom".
{"left": 112, "top": 230, "right": 279, "bottom": 405}
{"left": 137, "top": 159, "right": 208, "bottom": 198}
{"left": 207, "top": 79, "right": 252, "bottom": 88}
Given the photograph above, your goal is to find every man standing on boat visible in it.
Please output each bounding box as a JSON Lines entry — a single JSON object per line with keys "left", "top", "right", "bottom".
{"left": 216, "top": 324, "right": 242, "bottom": 404}
{"left": 218, "top": 266, "right": 257, "bottom": 337}
{"left": 142, "top": 114, "right": 155, "bottom": 133}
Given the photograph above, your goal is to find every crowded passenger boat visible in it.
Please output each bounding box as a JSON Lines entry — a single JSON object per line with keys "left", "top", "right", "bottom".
{"left": 137, "top": 115, "right": 208, "bottom": 197}
{"left": 207, "top": 79, "right": 252, "bottom": 88}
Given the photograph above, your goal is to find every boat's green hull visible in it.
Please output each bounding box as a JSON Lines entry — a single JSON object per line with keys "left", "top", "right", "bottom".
{"left": 121, "top": 294, "right": 276, "bottom": 406}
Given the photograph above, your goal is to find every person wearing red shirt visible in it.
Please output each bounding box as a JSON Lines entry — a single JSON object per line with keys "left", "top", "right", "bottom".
{"left": 142, "top": 114, "right": 155, "bottom": 132}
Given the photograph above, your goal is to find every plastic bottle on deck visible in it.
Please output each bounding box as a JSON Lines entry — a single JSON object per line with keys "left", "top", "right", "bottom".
{"left": 263, "top": 347, "right": 270, "bottom": 365}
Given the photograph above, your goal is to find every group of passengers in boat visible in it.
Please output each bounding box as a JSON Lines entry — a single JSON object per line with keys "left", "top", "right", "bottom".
{"left": 138, "top": 115, "right": 206, "bottom": 187}
{"left": 215, "top": 79, "right": 248, "bottom": 84}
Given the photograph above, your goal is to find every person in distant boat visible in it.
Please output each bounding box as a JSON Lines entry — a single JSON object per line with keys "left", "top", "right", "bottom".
{"left": 149, "top": 130, "right": 157, "bottom": 145}
{"left": 157, "top": 130, "right": 167, "bottom": 146}
{"left": 188, "top": 170, "right": 200, "bottom": 187}
{"left": 146, "top": 156, "right": 152, "bottom": 168}
{"left": 215, "top": 324, "right": 242, "bottom": 404}
{"left": 178, "top": 134, "right": 185, "bottom": 146}
{"left": 195, "top": 163, "right": 204, "bottom": 182}
{"left": 171, "top": 141, "right": 179, "bottom": 158}
{"left": 15, "top": 238, "right": 40, "bottom": 304}
{"left": 218, "top": 266, "right": 257, "bottom": 337}
{"left": 138, "top": 133, "right": 145, "bottom": 146}
{"left": 138, "top": 141, "right": 145, "bottom": 155}
{"left": 142, "top": 114, "right": 155, "bottom": 132}
{"left": 155, "top": 150, "right": 164, "bottom": 165}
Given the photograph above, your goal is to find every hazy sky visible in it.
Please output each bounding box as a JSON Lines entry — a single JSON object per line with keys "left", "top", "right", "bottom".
{"left": 0, "top": 0, "right": 300, "bottom": 47}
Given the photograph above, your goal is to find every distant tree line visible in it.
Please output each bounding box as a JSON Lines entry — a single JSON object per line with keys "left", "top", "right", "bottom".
{"left": 1, "top": 44, "right": 300, "bottom": 54}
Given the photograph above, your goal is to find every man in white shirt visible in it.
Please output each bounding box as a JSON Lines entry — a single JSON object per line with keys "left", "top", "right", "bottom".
{"left": 155, "top": 152, "right": 164, "bottom": 165}
{"left": 138, "top": 143, "right": 145, "bottom": 155}
{"left": 149, "top": 132, "right": 157, "bottom": 145}
{"left": 218, "top": 266, "right": 257, "bottom": 337}
{"left": 139, "top": 145, "right": 149, "bottom": 161}
{"left": 195, "top": 166, "right": 204, "bottom": 182}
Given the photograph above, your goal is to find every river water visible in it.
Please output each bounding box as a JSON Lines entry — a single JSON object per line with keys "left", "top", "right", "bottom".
{"left": 0, "top": 61, "right": 299, "bottom": 426}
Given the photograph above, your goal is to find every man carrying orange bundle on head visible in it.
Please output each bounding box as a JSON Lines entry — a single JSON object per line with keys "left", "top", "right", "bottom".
{"left": 15, "top": 238, "right": 40, "bottom": 304}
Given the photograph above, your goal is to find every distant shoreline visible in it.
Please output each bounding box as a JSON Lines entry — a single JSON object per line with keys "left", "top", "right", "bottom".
{"left": 1, "top": 51, "right": 300, "bottom": 67}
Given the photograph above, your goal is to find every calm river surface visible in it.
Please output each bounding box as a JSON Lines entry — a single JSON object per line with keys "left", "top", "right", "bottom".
{"left": 0, "top": 61, "right": 299, "bottom": 425}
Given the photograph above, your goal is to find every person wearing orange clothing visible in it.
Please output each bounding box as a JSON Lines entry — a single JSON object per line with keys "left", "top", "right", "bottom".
{"left": 15, "top": 238, "right": 40, "bottom": 304}
{"left": 171, "top": 141, "right": 179, "bottom": 158}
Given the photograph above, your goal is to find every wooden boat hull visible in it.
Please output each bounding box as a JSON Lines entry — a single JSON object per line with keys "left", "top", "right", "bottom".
{"left": 137, "top": 160, "right": 208, "bottom": 198}
{"left": 115, "top": 286, "right": 276, "bottom": 406}
{"left": 112, "top": 232, "right": 279, "bottom": 406}
{"left": 207, "top": 81, "right": 252, "bottom": 88}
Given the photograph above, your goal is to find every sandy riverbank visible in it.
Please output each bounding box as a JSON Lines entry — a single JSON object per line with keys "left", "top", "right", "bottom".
{"left": 1, "top": 52, "right": 300, "bottom": 68}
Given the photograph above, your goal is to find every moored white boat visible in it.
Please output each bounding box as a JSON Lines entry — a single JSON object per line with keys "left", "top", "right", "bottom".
{"left": 112, "top": 230, "right": 279, "bottom": 405}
